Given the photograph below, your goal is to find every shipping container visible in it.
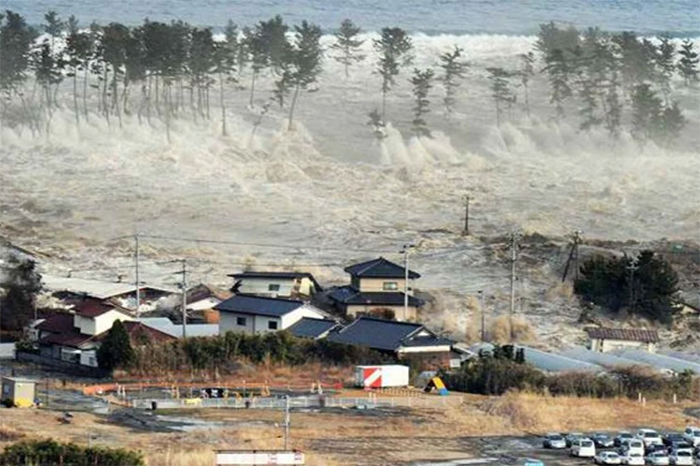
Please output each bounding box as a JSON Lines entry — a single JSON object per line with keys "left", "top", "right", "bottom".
{"left": 355, "top": 365, "right": 409, "bottom": 388}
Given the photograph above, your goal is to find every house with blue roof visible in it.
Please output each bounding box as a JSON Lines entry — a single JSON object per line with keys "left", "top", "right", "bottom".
{"left": 329, "top": 257, "right": 424, "bottom": 322}
{"left": 215, "top": 295, "right": 328, "bottom": 336}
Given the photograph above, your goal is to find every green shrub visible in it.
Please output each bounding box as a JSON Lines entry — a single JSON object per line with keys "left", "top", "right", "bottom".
{"left": 0, "top": 439, "right": 144, "bottom": 466}
{"left": 129, "top": 330, "right": 393, "bottom": 373}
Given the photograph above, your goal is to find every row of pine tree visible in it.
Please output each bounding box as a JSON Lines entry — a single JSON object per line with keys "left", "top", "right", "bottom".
{"left": 0, "top": 11, "right": 698, "bottom": 145}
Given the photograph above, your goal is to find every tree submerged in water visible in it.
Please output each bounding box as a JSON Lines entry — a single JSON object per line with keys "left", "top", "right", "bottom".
{"left": 574, "top": 250, "right": 679, "bottom": 324}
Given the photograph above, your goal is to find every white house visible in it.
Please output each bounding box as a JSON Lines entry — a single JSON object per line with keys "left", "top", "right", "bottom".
{"left": 215, "top": 295, "right": 328, "bottom": 335}
{"left": 36, "top": 298, "right": 134, "bottom": 366}
{"left": 587, "top": 327, "right": 659, "bottom": 353}
{"left": 229, "top": 272, "right": 321, "bottom": 299}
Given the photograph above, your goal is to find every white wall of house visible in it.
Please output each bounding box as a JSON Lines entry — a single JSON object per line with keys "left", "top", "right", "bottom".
{"left": 354, "top": 278, "right": 412, "bottom": 294}
{"left": 74, "top": 310, "right": 132, "bottom": 336}
{"left": 590, "top": 338, "right": 656, "bottom": 353}
{"left": 280, "top": 305, "right": 327, "bottom": 329}
{"left": 346, "top": 304, "right": 417, "bottom": 322}
{"left": 219, "top": 312, "right": 282, "bottom": 335}
{"left": 219, "top": 304, "right": 325, "bottom": 335}
{"left": 80, "top": 350, "right": 98, "bottom": 367}
{"left": 396, "top": 345, "right": 452, "bottom": 354}
{"left": 236, "top": 277, "right": 316, "bottom": 298}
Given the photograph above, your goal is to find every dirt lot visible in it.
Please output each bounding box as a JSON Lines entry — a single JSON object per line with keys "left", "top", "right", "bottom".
{"left": 0, "top": 388, "right": 695, "bottom": 466}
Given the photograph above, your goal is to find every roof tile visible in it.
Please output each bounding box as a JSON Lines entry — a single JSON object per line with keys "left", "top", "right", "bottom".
{"left": 344, "top": 257, "right": 420, "bottom": 279}
{"left": 586, "top": 327, "right": 660, "bottom": 343}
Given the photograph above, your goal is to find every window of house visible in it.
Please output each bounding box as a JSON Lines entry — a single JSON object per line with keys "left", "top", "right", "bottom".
{"left": 383, "top": 282, "right": 399, "bottom": 291}
{"left": 236, "top": 317, "right": 247, "bottom": 326}
{"left": 268, "top": 320, "right": 278, "bottom": 330}
{"left": 268, "top": 284, "right": 281, "bottom": 291}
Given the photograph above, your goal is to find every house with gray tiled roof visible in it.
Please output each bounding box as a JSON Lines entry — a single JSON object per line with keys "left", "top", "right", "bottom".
{"left": 329, "top": 257, "right": 424, "bottom": 322}
{"left": 215, "top": 295, "right": 329, "bottom": 336}
{"left": 327, "top": 317, "right": 456, "bottom": 367}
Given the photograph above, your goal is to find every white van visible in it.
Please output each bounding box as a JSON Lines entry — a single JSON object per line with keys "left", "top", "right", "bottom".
{"left": 620, "top": 439, "right": 645, "bottom": 457}
{"left": 637, "top": 429, "right": 663, "bottom": 448}
{"left": 684, "top": 426, "right": 700, "bottom": 447}
{"left": 571, "top": 438, "right": 596, "bottom": 458}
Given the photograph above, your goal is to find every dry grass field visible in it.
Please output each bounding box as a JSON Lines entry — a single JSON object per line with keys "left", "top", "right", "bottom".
{"left": 0, "top": 390, "right": 694, "bottom": 466}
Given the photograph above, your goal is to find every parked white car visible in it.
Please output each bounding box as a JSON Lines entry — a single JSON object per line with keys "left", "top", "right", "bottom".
{"left": 646, "top": 451, "right": 670, "bottom": 466}
{"left": 671, "top": 450, "right": 694, "bottom": 466}
{"left": 620, "top": 439, "right": 645, "bottom": 457}
{"left": 542, "top": 433, "right": 566, "bottom": 449}
{"left": 571, "top": 438, "right": 596, "bottom": 458}
{"left": 620, "top": 451, "right": 645, "bottom": 465}
{"left": 684, "top": 427, "right": 700, "bottom": 448}
{"left": 619, "top": 438, "right": 646, "bottom": 456}
{"left": 595, "top": 451, "right": 622, "bottom": 465}
{"left": 638, "top": 429, "right": 663, "bottom": 448}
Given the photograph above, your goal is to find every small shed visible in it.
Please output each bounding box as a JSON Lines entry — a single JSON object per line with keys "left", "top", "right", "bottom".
{"left": 1, "top": 377, "right": 37, "bottom": 408}
{"left": 586, "top": 327, "right": 659, "bottom": 353}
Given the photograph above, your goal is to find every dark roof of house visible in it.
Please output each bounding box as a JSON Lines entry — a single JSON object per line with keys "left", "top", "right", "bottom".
{"left": 39, "top": 330, "right": 100, "bottom": 349}
{"left": 287, "top": 318, "right": 339, "bottom": 339}
{"left": 586, "top": 327, "right": 660, "bottom": 343}
{"left": 327, "top": 317, "right": 450, "bottom": 352}
{"left": 36, "top": 313, "right": 75, "bottom": 334}
{"left": 214, "top": 295, "right": 306, "bottom": 317}
{"left": 70, "top": 297, "right": 131, "bottom": 318}
{"left": 328, "top": 286, "right": 424, "bottom": 307}
{"left": 344, "top": 257, "right": 420, "bottom": 279}
{"left": 122, "top": 321, "right": 176, "bottom": 343}
{"left": 400, "top": 335, "right": 454, "bottom": 347}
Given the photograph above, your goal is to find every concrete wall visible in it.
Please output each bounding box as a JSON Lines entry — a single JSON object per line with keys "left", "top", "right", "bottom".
{"left": 590, "top": 338, "right": 656, "bottom": 353}
{"left": 346, "top": 304, "right": 417, "bottom": 322}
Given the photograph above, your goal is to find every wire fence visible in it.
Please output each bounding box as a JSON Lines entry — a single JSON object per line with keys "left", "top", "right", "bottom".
{"left": 131, "top": 394, "right": 464, "bottom": 410}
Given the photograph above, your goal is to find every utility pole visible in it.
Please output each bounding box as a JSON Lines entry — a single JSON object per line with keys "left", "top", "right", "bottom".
{"left": 572, "top": 229, "right": 582, "bottom": 281}
{"left": 400, "top": 244, "right": 415, "bottom": 321}
{"left": 180, "top": 260, "right": 187, "bottom": 338}
{"left": 627, "top": 257, "right": 638, "bottom": 312}
{"left": 509, "top": 231, "right": 522, "bottom": 342}
{"left": 478, "top": 290, "right": 485, "bottom": 342}
{"left": 463, "top": 195, "right": 471, "bottom": 236}
{"left": 562, "top": 229, "right": 583, "bottom": 283}
{"left": 134, "top": 235, "right": 140, "bottom": 317}
{"left": 283, "top": 394, "right": 291, "bottom": 450}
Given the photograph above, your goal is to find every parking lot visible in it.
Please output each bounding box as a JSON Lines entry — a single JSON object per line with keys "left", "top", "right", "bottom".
{"left": 458, "top": 430, "right": 698, "bottom": 466}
